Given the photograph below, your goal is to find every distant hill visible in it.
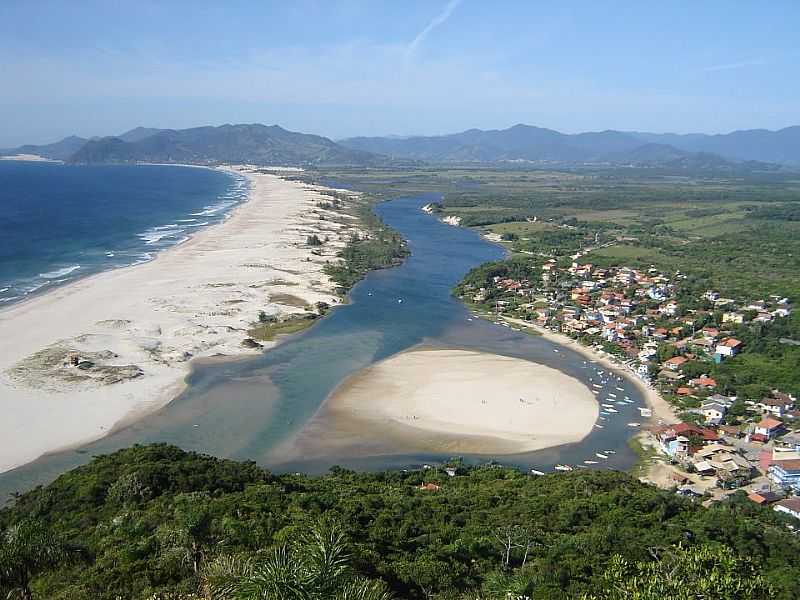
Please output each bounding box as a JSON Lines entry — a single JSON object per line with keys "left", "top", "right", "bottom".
{"left": 629, "top": 126, "right": 800, "bottom": 165}
{"left": 69, "top": 124, "right": 388, "bottom": 167}
{"left": 338, "top": 124, "right": 754, "bottom": 168}
{"left": 0, "top": 135, "right": 88, "bottom": 160}
{"left": 340, "top": 124, "right": 797, "bottom": 168}
{"left": 117, "top": 127, "right": 165, "bottom": 143}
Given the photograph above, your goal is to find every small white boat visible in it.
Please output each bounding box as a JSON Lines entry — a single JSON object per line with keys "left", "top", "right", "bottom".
{"left": 627, "top": 422, "right": 641, "bottom": 427}
{"left": 584, "top": 460, "right": 599, "bottom": 465}
{"left": 595, "top": 453, "right": 609, "bottom": 459}
{"left": 616, "top": 401, "right": 626, "bottom": 406}
{"left": 593, "top": 383, "right": 603, "bottom": 389}
{"left": 606, "top": 408, "right": 619, "bottom": 413}
{"left": 607, "top": 393, "right": 617, "bottom": 398}
{"left": 554, "top": 464, "right": 573, "bottom": 471}
{"left": 605, "top": 450, "right": 617, "bottom": 454}
{"left": 398, "top": 298, "right": 403, "bottom": 303}
{"left": 553, "top": 348, "right": 559, "bottom": 352}
{"left": 592, "top": 390, "right": 600, "bottom": 395}
{"left": 530, "top": 469, "right": 546, "bottom": 476}
{"left": 616, "top": 387, "right": 624, "bottom": 391}
{"left": 367, "top": 292, "right": 373, "bottom": 296}
{"left": 594, "top": 424, "right": 604, "bottom": 429}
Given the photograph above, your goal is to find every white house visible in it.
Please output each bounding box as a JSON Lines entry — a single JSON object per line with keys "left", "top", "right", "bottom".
{"left": 774, "top": 497, "right": 800, "bottom": 520}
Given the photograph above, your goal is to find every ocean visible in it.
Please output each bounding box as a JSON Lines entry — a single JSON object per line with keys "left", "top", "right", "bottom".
{"left": 0, "top": 161, "right": 246, "bottom": 305}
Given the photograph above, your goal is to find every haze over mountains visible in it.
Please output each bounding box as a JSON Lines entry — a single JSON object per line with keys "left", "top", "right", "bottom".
{"left": 339, "top": 124, "right": 800, "bottom": 166}
{"left": 3, "top": 123, "right": 799, "bottom": 168}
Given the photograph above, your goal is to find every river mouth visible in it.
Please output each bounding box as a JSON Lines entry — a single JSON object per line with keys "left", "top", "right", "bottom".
{"left": 0, "top": 194, "right": 645, "bottom": 498}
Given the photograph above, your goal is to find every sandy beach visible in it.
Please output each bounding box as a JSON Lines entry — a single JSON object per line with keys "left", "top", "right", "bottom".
{"left": 0, "top": 166, "right": 361, "bottom": 473}
{"left": 277, "top": 348, "right": 599, "bottom": 459}
{"left": 496, "top": 315, "right": 678, "bottom": 426}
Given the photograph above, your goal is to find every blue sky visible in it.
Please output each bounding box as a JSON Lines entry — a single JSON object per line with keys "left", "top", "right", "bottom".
{"left": 1, "top": 0, "right": 798, "bottom": 146}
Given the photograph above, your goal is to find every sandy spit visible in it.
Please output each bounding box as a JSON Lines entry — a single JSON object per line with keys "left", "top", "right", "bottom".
{"left": 277, "top": 348, "right": 599, "bottom": 459}
{"left": 0, "top": 166, "right": 361, "bottom": 473}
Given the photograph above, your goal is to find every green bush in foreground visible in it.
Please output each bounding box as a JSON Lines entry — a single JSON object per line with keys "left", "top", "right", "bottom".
{"left": 1, "top": 444, "right": 798, "bottom": 599}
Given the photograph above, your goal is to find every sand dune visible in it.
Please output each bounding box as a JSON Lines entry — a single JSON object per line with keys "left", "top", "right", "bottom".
{"left": 0, "top": 167, "right": 361, "bottom": 473}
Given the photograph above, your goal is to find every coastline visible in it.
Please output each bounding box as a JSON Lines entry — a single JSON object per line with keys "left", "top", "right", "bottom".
{"left": 0, "top": 165, "right": 363, "bottom": 474}
{"left": 489, "top": 314, "right": 678, "bottom": 426}
{"left": 274, "top": 346, "right": 600, "bottom": 460}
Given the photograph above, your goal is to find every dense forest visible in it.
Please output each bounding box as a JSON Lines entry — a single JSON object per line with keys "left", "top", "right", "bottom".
{"left": 1, "top": 445, "right": 798, "bottom": 599}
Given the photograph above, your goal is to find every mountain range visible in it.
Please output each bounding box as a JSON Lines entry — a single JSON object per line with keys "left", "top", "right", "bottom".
{"left": 338, "top": 124, "right": 800, "bottom": 166}
{"left": 2, "top": 123, "right": 799, "bottom": 168}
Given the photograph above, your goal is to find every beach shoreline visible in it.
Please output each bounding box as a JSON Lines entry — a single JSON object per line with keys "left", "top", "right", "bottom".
{"left": 492, "top": 315, "right": 678, "bottom": 425}
{"left": 0, "top": 165, "right": 363, "bottom": 474}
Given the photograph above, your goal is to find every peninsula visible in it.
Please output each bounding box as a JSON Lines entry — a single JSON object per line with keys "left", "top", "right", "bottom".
{"left": 0, "top": 167, "right": 362, "bottom": 473}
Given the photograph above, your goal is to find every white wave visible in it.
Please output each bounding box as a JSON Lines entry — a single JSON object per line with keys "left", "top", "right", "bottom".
{"left": 0, "top": 287, "right": 8, "bottom": 293}
{"left": 39, "top": 265, "right": 81, "bottom": 279}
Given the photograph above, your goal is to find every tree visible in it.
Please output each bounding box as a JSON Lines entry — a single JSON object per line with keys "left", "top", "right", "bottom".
{"left": 584, "top": 544, "right": 773, "bottom": 600}
{"left": 0, "top": 519, "right": 77, "bottom": 600}
{"left": 158, "top": 493, "right": 212, "bottom": 575}
{"left": 202, "top": 517, "right": 392, "bottom": 600}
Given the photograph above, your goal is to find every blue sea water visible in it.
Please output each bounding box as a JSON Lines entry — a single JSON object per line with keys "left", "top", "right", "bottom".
{"left": 0, "top": 161, "right": 247, "bottom": 305}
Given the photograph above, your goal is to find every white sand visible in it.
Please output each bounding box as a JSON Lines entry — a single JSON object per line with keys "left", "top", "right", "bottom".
{"left": 319, "top": 348, "right": 599, "bottom": 455}
{"left": 499, "top": 315, "right": 678, "bottom": 426}
{"left": 0, "top": 166, "right": 361, "bottom": 473}
{"left": 0, "top": 154, "right": 58, "bottom": 162}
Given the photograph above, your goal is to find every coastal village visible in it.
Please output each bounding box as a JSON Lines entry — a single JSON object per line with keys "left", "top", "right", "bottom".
{"left": 457, "top": 247, "right": 799, "bottom": 517}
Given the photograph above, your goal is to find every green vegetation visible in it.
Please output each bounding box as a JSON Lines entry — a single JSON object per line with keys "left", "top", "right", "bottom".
{"left": 323, "top": 205, "right": 409, "bottom": 293}
{"left": 248, "top": 314, "right": 318, "bottom": 342}
{"left": 2, "top": 445, "right": 800, "bottom": 599}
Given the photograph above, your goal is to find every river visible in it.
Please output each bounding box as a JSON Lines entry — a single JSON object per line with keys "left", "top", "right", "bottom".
{"left": 0, "top": 194, "right": 644, "bottom": 500}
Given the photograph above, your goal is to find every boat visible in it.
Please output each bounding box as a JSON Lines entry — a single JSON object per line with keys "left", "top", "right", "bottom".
{"left": 593, "top": 383, "right": 603, "bottom": 389}
{"left": 397, "top": 298, "right": 403, "bottom": 303}
{"left": 367, "top": 292, "right": 373, "bottom": 296}
{"left": 595, "top": 453, "right": 609, "bottom": 459}
{"left": 616, "top": 387, "right": 624, "bottom": 391}
{"left": 605, "top": 450, "right": 617, "bottom": 454}
{"left": 530, "top": 469, "right": 546, "bottom": 476}
{"left": 584, "top": 460, "right": 599, "bottom": 465}
{"left": 594, "top": 424, "right": 604, "bottom": 429}
{"left": 592, "top": 390, "right": 600, "bottom": 395}
{"left": 607, "top": 392, "right": 617, "bottom": 398}
{"left": 553, "top": 348, "right": 559, "bottom": 352}
{"left": 606, "top": 408, "right": 618, "bottom": 413}
{"left": 627, "top": 422, "right": 641, "bottom": 427}
{"left": 554, "top": 464, "right": 573, "bottom": 471}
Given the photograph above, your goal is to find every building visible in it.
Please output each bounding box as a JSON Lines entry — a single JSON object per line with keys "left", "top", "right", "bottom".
{"left": 715, "top": 338, "right": 742, "bottom": 358}
{"left": 752, "top": 417, "right": 784, "bottom": 442}
{"left": 768, "top": 459, "right": 800, "bottom": 492}
{"left": 700, "top": 401, "right": 727, "bottom": 426}
{"left": 774, "top": 497, "right": 800, "bottom": 520}
{"left": 747, "top": 490, "right": 782, "bottom": 505}
{"left": 754, "top": 396, "right": 795, "bottom": 418}
{"left": 664, "top": 356, "right": 688, "bottom": 371}
{"left": 656, "top": 423, "right": 718, "bottom": 458}
{"left": 692, "top": 444, "right": 753, "bottom": 486}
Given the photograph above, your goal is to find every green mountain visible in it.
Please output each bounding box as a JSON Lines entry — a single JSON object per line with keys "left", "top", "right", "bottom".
{"left": 68, "top": 124, "right": 388, "bottom": 167}
{"left": 1, "top": 444, "right": 797, "bottom": 599}
{"left": 0, "top": 135, "right": 88, "bottom": 160}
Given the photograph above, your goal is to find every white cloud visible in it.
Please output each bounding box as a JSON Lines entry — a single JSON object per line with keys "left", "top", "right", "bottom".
{"left": 406, "top": 0, "right": 462, "bottom": 58}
